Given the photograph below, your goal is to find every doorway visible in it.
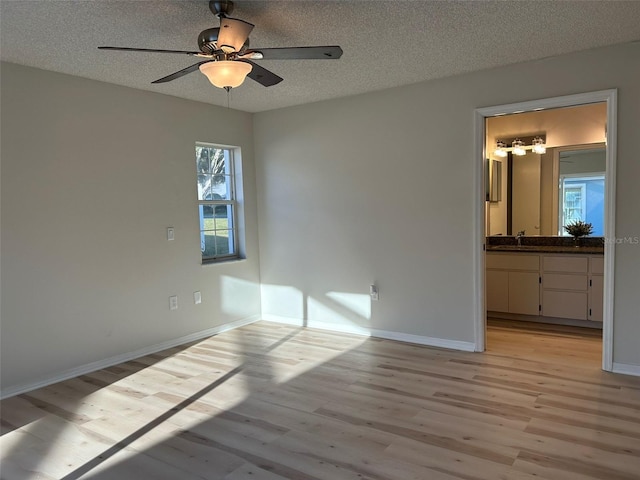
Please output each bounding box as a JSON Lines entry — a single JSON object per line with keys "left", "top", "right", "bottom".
{"left": 473, "top": 90, "right": 617, "bottom": 371}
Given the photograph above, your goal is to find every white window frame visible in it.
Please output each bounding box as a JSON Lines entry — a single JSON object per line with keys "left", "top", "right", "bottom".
{"left": 196, "top": 143, "right": 240, "bottom": 263}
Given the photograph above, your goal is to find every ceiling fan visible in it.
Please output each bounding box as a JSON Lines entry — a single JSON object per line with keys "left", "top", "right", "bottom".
{"left": 99, "top": 0, "right": 343, "bottom": 91}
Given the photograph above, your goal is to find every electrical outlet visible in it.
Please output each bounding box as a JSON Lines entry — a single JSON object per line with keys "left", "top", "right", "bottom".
{"left": 167, "top": 227, "right": 175, "bottom": 241}
{"left": 370, "top": 284, "right": 379, "bottom": 301}
{"left": 169, "top": 295, "right": 178, "bottom": 310}
{"left": 194, "top": 291, "right": 202, "bottom": 304}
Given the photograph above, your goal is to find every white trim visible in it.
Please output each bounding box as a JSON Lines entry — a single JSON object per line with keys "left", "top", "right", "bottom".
{"left": 612, "top": 363, "right": 640, "bottom": 377}
{"left": 263, "top": 314, "right": 476, "bottom": 352}
{"left": 602, "top": 90, "right": 617, "bottom": 372}
{"left": 474, "top": 109, "right": 487, "bottom": 352}
{"left": 0, "top": 315, "right": 261, "bottom": 400}
{"left": 474, "top": 89, "right": 617, "bottom": 372}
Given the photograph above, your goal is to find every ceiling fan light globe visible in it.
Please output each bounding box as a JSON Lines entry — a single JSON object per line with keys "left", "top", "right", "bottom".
{"left": 199, "top": 61, "right": 252, "bottom": 89}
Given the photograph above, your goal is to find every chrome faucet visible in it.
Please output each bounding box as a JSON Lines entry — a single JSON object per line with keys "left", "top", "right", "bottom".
{"left": 516, "top": 230, "right": 525, "bottom": 246}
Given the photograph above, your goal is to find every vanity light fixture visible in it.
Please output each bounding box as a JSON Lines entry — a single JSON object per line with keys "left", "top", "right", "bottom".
{"left": 532, "top": 136, "right": 546, "bottom": 154}
{"left": 512, "top": 139, "right": 526, "bottom": 156}
{"left": 493, "top": 135, "right": 547, "bottom": 157}
{"left": 494, "top": 141, "right": 508, "bottom": 157}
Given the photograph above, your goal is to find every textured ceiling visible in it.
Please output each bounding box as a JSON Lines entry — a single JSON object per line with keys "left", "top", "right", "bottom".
{"left": 2, "top": 0, "right": 640, "bottom": 113}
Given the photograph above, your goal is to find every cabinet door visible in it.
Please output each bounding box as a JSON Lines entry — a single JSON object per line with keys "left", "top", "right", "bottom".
{"left": 543, "top": 291, "right": 588, "bottom": 320}
{"left": 590, "top": 275, "right": 604, "bottom": 322}
{"left": 508, "top": 272, "right": 540, "bottom": 315}
{"left": 486, "top": 270, "right": 509, "bottom": 312}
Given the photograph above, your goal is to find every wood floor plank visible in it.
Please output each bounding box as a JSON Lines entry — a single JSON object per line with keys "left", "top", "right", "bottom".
{"left": 2, "top": 319, "right": 639, "bottom": 480}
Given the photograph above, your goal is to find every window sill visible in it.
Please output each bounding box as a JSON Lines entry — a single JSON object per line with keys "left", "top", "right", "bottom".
{"left": 201, "top": 256, "right": 246, "bottom": 267}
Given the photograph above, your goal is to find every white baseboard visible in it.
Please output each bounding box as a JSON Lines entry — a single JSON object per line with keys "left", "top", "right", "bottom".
{"left": 262, "top": 314, "right": 476, "bottom": 352}
{"left": 612, "top": 362, "right": 640, "bottom": 377}
{"left": 0, "top": 315, "right": 261, "bottom": 400}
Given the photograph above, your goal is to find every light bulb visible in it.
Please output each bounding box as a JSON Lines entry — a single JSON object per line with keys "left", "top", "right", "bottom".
{"left": 512, "top": 139, "right": 526, "bottom": 156}
{"left": 494, "top": 141, "right": 508, "bottom": 158}
{"left": 532, "top": 137, "right": 546, "bottom": 154}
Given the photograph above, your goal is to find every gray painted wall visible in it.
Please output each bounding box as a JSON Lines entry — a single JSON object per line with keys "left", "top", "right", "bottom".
{"left": 253, "top": 42, "right": 640, "bottom": 366}
{"left": 1, "top": 63, "right": 262, "bottom": 393}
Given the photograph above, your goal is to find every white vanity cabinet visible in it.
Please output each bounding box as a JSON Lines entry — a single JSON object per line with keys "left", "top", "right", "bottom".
{"left": 486, "top": 254, "right": 540, "bottom": 315}
{"left": 486, "top": 251, "right": 604, "bottom": 323}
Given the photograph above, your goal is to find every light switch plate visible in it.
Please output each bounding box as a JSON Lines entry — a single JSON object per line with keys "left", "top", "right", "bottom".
{"left": 194, "top": 291, "right": 202, "bottom": 304}
{"left": 370, "top": 284, "right": 379, "bottom": 301}
{"left": 169, "top": 295, "right": 178, "bottom": 310}
{"left": 167, "top": 227, "right": 175, "bottom": 241}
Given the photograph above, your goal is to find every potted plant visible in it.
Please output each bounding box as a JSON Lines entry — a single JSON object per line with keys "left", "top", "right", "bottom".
{"left": 563, "top": 220, "right": 593, "bottom": 247}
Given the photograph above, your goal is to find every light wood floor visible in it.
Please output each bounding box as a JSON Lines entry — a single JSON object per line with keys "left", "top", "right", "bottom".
{"left": 2, "top": 320, "right": 639, "bottom": 480}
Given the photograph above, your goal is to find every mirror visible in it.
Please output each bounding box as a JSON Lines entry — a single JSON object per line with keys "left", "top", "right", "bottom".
{"left": 487, "top": 144, "right": 605, "bottom": 236}
{"left": 487, "top": 159, "right": 502, "bottom": 202}
{"left": 557, "top": 146, "right": 606, "bottom": 236}
{"left": 485, "top": 102, "right": 607, "bottom": 237}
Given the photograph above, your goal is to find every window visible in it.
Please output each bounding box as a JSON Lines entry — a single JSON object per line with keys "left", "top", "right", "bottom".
{"left": 559, "top": 174, "right": 605, "bottom": 236}
{"left": 196, "top": 144, "right": 241, "bottom": 262}
{"left": 561, "top": 182, "right": 586, "bottom": 225}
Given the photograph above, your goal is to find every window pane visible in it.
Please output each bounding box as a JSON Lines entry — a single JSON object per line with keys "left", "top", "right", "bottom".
{"left": 201, "top": 230, "right": 217, "bottom": 258}
{"left": 214, "top": 205, "right": 233, "bottom": 229}
{"left": 215, "top": 230, "right": 234, "bottom": 256}
{"left": 211, "top": 175, "right": 230, "bottom": 200}
{"left": 201, "top": 230, "right": 234, "bottom": 258}
{"left": 196, "top": 147, "right": 209, "bottom": 173}
{"left": 201, "top": 205, "right": 215, "bottom": 230}
{"left": 198, "top": 174, "right": 213, "bottom": 200}
{"left": 209, "top": 149, "right": 227, "bottom": 176}
{"left": 563, "top": 185, "right": 585, "bottom": 224}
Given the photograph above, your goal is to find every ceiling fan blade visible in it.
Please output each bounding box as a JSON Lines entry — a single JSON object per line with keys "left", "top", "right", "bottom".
{"left": 239, "top": 60, "right": 283, "bottom": 87}
{"left": 218, "top": 17, "right": 254, "bottom": 53}
{"left": 243, "top": 46, "right": 343, "bottom": 60}
{"left": 151, "top": 61, "right": 211, "bottom": 84}
{"left": 99, "top": 46, "right": 202, "bottom": 56}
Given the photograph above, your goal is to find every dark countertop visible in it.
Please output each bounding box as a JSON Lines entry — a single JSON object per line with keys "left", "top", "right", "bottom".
{"left": 487, "top": 245, "right": 604, "bottom": 255}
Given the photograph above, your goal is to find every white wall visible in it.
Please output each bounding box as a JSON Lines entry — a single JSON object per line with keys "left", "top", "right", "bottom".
{"left": 486, "top": 102, "right": 607, "bottom": 149}
{"left": 0, "top": 63, "right": 262, "bottom": 394}
{"left": 254, "top": 42, "right": 640, "bottom": 367}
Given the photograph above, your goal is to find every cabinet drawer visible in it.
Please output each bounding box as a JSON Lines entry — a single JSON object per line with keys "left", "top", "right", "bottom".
{"left": 542, "top": 256, "right": 588, "bottom": 273}
{"left": 543, "top": 273, "right": 588, "bottom": 291}
{"left": 591, "top": 257, "right": 604, "bottom": 274}
{"left": 487, "top": 254, "right": 539, "bottom": 271}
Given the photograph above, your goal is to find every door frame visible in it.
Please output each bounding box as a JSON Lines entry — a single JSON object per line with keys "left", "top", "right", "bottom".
{"left": 473, "top": 89, "right": 617, "bottom": 371}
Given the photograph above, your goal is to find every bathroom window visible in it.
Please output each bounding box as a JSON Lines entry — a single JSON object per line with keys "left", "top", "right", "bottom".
{"left": 559, "top": 174, "right": 605, "bottom": 236}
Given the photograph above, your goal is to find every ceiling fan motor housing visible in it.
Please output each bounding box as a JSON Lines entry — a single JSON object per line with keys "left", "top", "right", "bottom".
{"left": 210, "top": 0, "right": 234, "bottom": 17}
{"left": 198, "top": 28, "right": 220, "bottom": 54}
{"left": 198, "top": 27, "right": 249, "bottom": 55}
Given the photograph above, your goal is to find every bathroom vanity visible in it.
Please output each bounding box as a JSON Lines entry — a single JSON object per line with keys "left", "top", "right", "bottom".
{"left": 486, "top": 238, "right": 604, "bottom": 326}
